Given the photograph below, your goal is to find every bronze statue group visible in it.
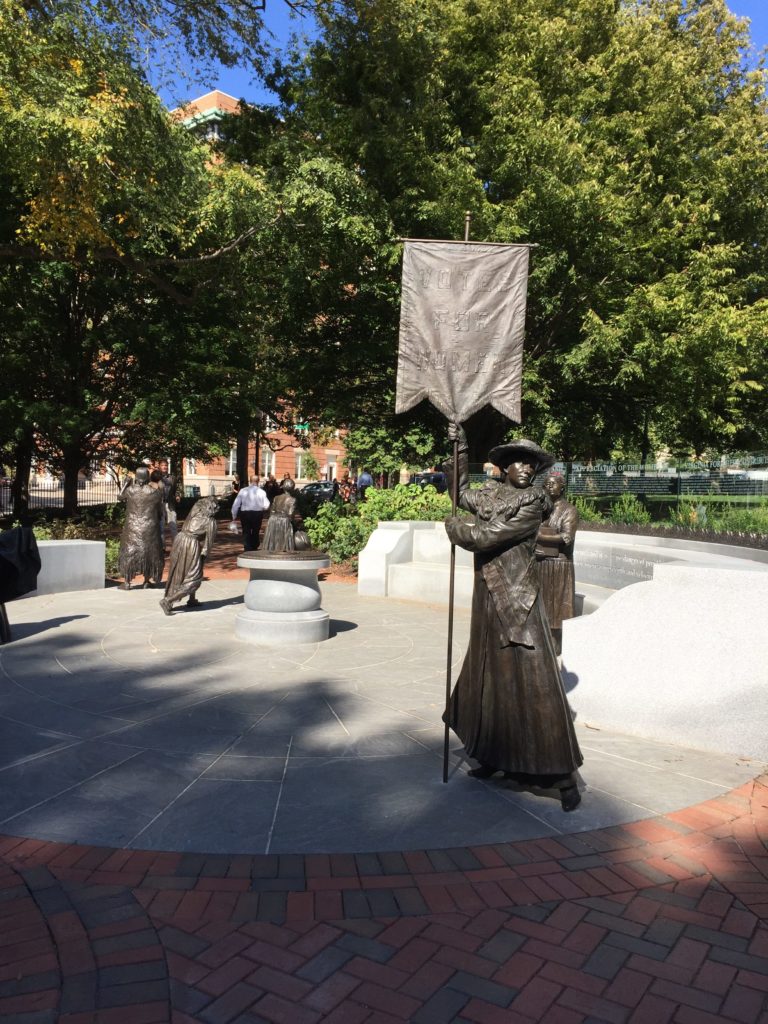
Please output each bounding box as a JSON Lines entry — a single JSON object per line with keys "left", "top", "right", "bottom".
{"left": 117, "top": 465, "right": 218, "bottom": 615}
{"left": 117, "top": 431, "right": 582, "bottom": 811}
{"left": 118, "top": 469, "right": 313, "bottom": 616}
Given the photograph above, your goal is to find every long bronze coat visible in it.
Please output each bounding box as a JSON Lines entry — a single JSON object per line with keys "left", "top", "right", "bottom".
{"left": 163, "top": 498, "right": 218, "bottom": 607}
{"left": 445, "top": 458, "right": 582, "bottom": 778}
{"left": 538, "top": 497, "right": 579, "bottom": 629}
{"left": 118, "top": 483, "right": 164, "bottom": 585}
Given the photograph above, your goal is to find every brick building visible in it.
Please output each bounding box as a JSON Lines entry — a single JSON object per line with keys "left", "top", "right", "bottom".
{"left": 183, "top": 423, "right": 350, "bottom": 494}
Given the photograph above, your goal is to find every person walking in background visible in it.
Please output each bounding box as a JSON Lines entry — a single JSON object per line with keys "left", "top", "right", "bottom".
{"left": 338, "top": 469, "right": 357, "bottom": 504}
{"left": 262, "top": 474, "right": 280, "bottom": 502}
{"left": 231, "top": 475, "right": 270, "bottom": 551}
{"left": 357, "top": 468, "right": 374, "bottom": 499}
{"left": 158, "top": 459, "right": 178, "bottom": 547}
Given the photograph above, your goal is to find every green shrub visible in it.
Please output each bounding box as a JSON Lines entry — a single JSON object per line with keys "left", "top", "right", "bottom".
{"left": 105, "top": 538, "right": 121, "bottom": 576}
{"left": 607, "top": 492, "right": 651, "bottom": 525}
{"left": 303, "top": 500, "right": 369, "bottom": 564}
{"left": 81, "top": 502, "right": 125, "bottom": 527}
{"left": 304, "top": 484, "right": 453, "bottom": 565}
{"left": 707, "top": 505, "right": 768, "bottom": 534}
{"left": 668, "top": 501, "right": 708, "bottom": 529}
{"left": 358, "top": 484, "right": 453, "bottom": 526}
{"left": 573, "top": 496, "right": 604, "bottom": 522}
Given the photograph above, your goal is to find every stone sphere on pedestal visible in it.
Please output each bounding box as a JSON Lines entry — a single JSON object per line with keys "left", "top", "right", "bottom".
{"left": 235, "top": 550, "right": 331, "bottom": 646}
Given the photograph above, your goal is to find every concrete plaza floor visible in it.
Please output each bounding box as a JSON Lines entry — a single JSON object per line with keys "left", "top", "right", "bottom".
{"left": 0, "top": 580, "right": 761, "bottom": 855}
{"left": 2, "top": 572, "right": 768, "bottom": 1022}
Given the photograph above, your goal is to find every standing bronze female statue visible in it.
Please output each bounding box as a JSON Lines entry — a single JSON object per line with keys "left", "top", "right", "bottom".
{"left": 160, "top": 496, "right": 218, "bottom": 614}
{"left": 444, "top": 424, "right": 583, "bottom": 811}
{"left": 537, "top": 472, "right": 579, "bottom": 654}
{"left": 261, "top": 479, "right": 310, "bottom": 552}
{"left": 118, "top": 466, "right": 164, "bottom": 590}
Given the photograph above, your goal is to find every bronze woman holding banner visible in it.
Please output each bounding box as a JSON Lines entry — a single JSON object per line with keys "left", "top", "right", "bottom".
{"left": 444, "top": 424, "right": 583, "bottom": 811}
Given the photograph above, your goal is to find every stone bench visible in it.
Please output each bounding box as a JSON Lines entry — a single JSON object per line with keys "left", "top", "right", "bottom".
{"left": 358, "top": 521, "right": 768, "bottom": 613}
{"left": 31, "top": 540, "right": 106, "bottom": 596}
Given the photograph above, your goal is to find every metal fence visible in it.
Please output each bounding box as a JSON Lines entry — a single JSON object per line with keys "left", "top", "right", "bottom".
{"left": 3, "top": 455, "right": 767, "bottom": 516}
{"left": 467, "top": 453, "right": 768, "bottom": 506}
{"left": 0, "top": 478, "right": 122, "bottom": 515}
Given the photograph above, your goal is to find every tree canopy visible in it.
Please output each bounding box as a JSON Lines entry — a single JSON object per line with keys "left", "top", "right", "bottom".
{"left": 261, "top": 0, "right": 768, "bottom": 462}
{"left": 2, "top": 0, "right": 767, "bottom": 516}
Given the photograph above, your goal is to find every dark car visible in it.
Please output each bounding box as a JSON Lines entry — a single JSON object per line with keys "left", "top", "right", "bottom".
{"left": 411, "top": 472, "right": 448, "bottom": 493}
{"left": 299, "top": 480, "right": 337, "bottom": 508}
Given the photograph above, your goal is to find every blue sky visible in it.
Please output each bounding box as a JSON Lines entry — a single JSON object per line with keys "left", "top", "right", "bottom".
{"left": 162, "top": 1, "right": 768, "bottom": 108}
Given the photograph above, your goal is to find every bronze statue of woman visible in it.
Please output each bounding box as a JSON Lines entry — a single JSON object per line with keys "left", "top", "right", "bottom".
{"left": 160, "top": 496, "right": 218, "bottom": 614}
{"left": 537, "top": 472, "right": 579, "bottom": 654}
{"left": 261, "top": 478, "right": 299, "bottom": 552}
{"left": 444, "top": 424, "right": 583, "bottom": 811}
{"left": 118, "top": 466, "right": 164, "bottom": 590}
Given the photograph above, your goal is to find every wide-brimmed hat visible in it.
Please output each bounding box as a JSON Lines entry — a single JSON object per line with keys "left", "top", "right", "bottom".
{"left": 487, "top": 438, "right": 556, "bottom": 476}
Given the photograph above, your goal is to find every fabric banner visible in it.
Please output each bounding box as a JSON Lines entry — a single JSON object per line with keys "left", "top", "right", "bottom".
{"left": 395, "top": 240, "right": 530, "bottom": 423}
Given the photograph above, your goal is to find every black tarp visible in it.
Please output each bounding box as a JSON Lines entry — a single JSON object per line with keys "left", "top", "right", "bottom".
{"left": 0, "top": 527, "right": 41, "bottom": 602}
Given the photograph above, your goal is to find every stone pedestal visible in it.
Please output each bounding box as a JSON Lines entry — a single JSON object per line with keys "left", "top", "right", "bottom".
{"left": 235, "top": 551, "right": 331, "bottom": 645}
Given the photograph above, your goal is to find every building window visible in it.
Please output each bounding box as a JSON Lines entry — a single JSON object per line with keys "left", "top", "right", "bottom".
{"left": 261, "top": 449, "right": 275, "bottom": 477}
{"left": 295, "top": 452, "right": 306, "bottom": 479}
{"left": 227, "top": 447, "right": 236, "bottom": 475}
{"left": 186, "top": 458, "right": 197, "bottom": 476}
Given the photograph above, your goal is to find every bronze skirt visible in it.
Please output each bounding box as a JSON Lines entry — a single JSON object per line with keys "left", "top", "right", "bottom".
{"left": 447, "top": 578, "right": 582, "bottom": 777}
{"left": 538, "top": 558, "right": 575, "bottom": 629}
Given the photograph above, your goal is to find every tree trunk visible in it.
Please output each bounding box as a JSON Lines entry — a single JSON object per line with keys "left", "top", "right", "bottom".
{"left": 639, "top": 406, "right": 650, "bottom": 475}
{"left": 236, "top": 433, "right": 249, "bottom": 486}
{"left": 11, "top": 431, "right": 34, "bottom": 520}
{"left": 465, "top": 407, "right": 514, "bottom": 470}
{"left": 62, "top": 445, "right": 83, "bottom": 517}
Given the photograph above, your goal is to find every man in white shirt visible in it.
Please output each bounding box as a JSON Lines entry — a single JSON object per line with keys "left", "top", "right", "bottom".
{"left": 231, "top": 475, "right": 270, "bottom": 551}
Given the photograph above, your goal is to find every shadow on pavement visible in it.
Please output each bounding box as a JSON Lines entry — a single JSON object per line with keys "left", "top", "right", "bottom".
{"left": 4, "top": 614, "right": 89, "bottom": 642}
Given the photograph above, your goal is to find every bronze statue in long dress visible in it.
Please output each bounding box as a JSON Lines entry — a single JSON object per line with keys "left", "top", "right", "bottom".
{"left": 160, "top": 497, "right": 218, "bottom": 614}
{"left": 537, "top": 472, "right": 579, "bottom": 653}
{"left": 261, "top": 479, "right": 310, "bottom": 552}
{"left": 444, "top": 425, "right": 583, "bottom": 811}
{"left": 118, "top": 467, "right": 164, "bottom": 589}
{"left": 261, "top": 480, "right": 297, "bottom": 552}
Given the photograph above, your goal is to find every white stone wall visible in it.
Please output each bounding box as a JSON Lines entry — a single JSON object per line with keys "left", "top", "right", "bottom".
{"left": 562, "top": 565, "right": 768, "bottom": 761}
{"left": 32, "top": 540, "right": 105, "bottom": 595}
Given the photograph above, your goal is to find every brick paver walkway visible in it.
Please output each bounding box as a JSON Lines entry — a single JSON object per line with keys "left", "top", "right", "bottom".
{"left": 2, "top": 775, "right": 767, "bottom": 1023}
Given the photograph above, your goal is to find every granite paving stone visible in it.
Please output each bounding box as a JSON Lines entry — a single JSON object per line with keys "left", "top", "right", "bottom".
{"left": 0, "top": 582, "right": 763, "bottom": 854}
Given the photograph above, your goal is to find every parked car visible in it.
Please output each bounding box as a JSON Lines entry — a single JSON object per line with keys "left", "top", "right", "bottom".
{"left": 410, "top": 471, "right": 448, "bottom": 493}
{"left": 299, "top": 480, "right": 337, "bottom": 507}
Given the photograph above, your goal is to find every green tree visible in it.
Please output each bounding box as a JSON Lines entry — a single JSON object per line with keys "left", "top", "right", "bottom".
{"left": 266, "top": 0, "right": 768, "bottom": 460}
{"left": 0, "top": 1, "right": 279, "bottom": 513}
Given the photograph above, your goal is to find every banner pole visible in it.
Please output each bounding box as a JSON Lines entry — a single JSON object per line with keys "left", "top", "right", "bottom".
{"left": 442, "top": 211, "right": 472, "bottom": 784}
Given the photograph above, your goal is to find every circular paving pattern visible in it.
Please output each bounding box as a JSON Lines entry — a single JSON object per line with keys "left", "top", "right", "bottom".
{"left": 0, "top": 581, "right": 761, "bottom": 854}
